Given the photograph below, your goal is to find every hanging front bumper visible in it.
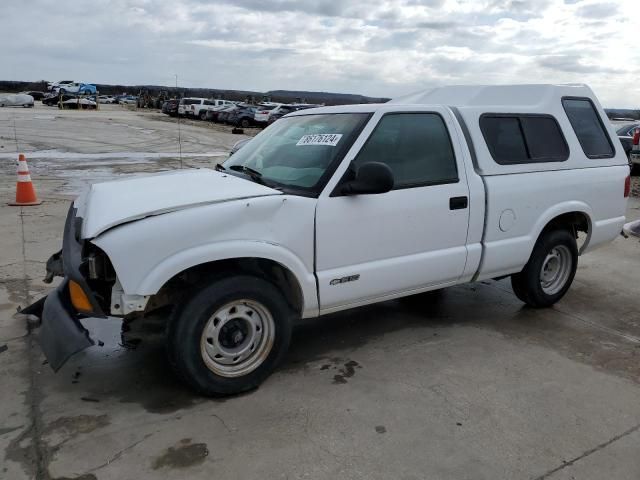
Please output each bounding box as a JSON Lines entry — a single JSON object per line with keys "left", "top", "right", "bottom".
{"left": 22, "top": 204, "right": 106, "bottom": 370}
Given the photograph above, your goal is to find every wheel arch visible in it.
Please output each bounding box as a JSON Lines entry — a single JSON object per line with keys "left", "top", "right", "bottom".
{"left": 131, "top": 242, "right": 318, "bottom": 317}
{"left": 532, "top": 203, "right": 592, "bottom": 255}
{"left": 159, "top": 257, "right": 307, "bottom": 316}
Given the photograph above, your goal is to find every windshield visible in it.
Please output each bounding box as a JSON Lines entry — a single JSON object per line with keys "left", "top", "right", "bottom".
{"left": 616, "top": 124, "right": 638, "bottom": 136}
{"left": 223, "top": 113, "right": 369, "bottom": 193}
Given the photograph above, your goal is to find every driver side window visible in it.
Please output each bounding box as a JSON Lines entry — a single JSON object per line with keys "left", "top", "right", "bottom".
{"left": 354, "top": 112, "right": 458, "bottom": 189}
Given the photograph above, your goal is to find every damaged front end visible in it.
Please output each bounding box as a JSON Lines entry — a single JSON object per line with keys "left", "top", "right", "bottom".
{"left": 22, "top": 204, "right": 115, "bottom": 370}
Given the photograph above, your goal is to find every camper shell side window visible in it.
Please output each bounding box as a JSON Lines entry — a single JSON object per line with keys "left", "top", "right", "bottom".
{"left": 479, "top": 113, "right": 569, "bottom": 165}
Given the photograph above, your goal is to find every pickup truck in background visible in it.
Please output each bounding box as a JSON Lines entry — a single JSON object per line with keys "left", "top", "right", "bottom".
{"left": 26, "top": 84, "right": 630, "bottom": 396}
{"left": 180, "top": 98, "right": 235, "bottom": 119}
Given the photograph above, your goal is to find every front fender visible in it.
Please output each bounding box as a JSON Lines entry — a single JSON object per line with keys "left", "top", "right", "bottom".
{"left": 91, "top": 194, "right": 319, "bottom": 316}
{"left": 105, "top": 240, "right": 319, "bottom": 318}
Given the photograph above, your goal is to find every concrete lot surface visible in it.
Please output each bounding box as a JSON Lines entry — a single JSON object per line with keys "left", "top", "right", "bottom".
{"left": 1, "top": 104, "right": 640, "bottom": 480}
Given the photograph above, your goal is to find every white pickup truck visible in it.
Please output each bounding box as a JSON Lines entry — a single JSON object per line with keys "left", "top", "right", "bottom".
{"left": 179, "top": 98, "right": 235, "bottom": 119}
{"left": 27, "top": 84, "right": 630, "bottom": 396}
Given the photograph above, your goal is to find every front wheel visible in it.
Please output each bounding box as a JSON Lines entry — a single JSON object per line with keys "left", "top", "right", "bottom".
{"left": 511, "top": 229, "right": 578, "bottom": 308}
{"left": 167, "top": 275, "right": 293, "bottom": 396}
{"left": 199, "top": 111, "right": 207, "bottom": 120}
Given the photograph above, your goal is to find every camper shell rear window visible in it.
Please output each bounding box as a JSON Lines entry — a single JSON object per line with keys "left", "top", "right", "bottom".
{"left": 562, "top": 97, "right": 615, "bottom": 159}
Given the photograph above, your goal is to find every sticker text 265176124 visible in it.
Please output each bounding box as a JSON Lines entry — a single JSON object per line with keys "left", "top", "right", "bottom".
{"left": 296, "top": 134, "right": 343, "bottom": 147}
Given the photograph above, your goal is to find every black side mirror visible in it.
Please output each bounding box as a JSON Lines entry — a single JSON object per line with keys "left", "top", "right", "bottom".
{"left": 341, "top": 162, "right": 394, "bottom": 195}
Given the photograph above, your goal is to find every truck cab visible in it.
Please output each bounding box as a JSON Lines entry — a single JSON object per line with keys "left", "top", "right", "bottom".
{"left": 28, "top": 84, "right": 630, "bottom": 396}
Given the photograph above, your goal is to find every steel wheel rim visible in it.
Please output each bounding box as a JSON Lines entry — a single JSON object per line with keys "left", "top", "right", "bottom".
{"left": 200, "top": 299, "right": 275, "bottom": 378}
{"left": 540, "top": 245, "right": 572, "bottom": 295}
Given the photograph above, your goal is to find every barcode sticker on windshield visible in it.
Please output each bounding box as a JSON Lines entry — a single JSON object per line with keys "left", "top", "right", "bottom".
{"left": 296, "top": 134, "right": 343, "bottom": 147}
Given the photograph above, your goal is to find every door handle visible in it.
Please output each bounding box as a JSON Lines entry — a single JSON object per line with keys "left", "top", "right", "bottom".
{"left": 449, "top": 196, "right": 468, "bottom": 210}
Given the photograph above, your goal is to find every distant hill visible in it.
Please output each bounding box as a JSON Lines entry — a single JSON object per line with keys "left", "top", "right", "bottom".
{"left": 0, "top": 80, "right": 389, "bottom": 106}
{"left": 605, "top": 108, "right": 640, "bottom": 120}
{"left": 266, "top": 90, "right": 389, "bottom": 105}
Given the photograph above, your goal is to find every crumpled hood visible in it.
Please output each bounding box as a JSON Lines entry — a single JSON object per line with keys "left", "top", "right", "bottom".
{"left": 76, "top": 168, "right": 281, "bottom": 238}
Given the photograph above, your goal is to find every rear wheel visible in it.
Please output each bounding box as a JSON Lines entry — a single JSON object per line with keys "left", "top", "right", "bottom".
{"left": 240, "top": 118, "right": 250, "bottom": 128}
{"left": 199, "top": 111, "right": 207, "bottom": 120}
{"left": 511, "top": 229, "right": 578, "bottom": 308}
{"left": 167, "top": 275, "right": 293, "bottom": 396}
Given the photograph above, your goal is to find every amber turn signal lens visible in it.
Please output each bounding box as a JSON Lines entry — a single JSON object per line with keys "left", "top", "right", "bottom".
{"left": 69, "top": 280, "right": 92, "bottom": 312}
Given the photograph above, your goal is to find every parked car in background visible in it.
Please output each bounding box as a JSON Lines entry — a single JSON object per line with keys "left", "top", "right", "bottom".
{"left": 630, "top": 128, "right": 640, "bottom": 173}
{"left": 183, "top": 98, "right": 235, "bottom": 120}
{"left": 42, "top": 93, "right": 77, "bottom": 106}
{"left": 118, "top": 95, "right": 138, "bottom": 105}
{"left": 162, "top": 99, "right": 179, "bottom": 116}
{"left": 253, "top": 103, "right": 282, "bottom": 126}
{"left": 205, "top": 99, "right": 236, "bottom": 120}
{"left": 0, "top": 94, "right": 34, "bottom": 107}
{"left": 61, "top": 98, "right": 97, "bottom": 110}
{"left": 216, "top": 105, "right": 239, "bottom": 124}
{"left": 191, "top": 99, "right": 216, "bottom": 120}
{"left": 616, "top": 122, "right": 640, "bottom": 161}
{"left": 47, "top": 80, "right": 74, "bottom": 91}
{"left": 229, "top": 104, "right": 259, "bottom": 127}
{"left": 56, "top": 83, "right": 97, "bottom": 95}
{"left": 267, "top": 104, "right": 319, "bottom": 125}
{"left": 22, "top": 91, "right": 46, "bottom": 100}
{"left": 208, "top": 99, "right": 235, "bottom": 109}
{"left": 97, "top": 95, "right": 116, "bottom": 104}
{"left": 178, "top": 98, "right": 202, "bottom": 116}
{"left": 205, "top": 104, "right": 233, "bottom": 122}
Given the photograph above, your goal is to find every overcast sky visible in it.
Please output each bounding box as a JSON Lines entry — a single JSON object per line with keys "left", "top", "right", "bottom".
{"left": 2, "top": 0, "right": 638, "bottom": 106}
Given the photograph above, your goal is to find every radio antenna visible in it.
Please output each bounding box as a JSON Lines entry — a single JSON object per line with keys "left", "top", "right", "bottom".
{"left": 175, "top": 74, "right": 183, "bottom": 169}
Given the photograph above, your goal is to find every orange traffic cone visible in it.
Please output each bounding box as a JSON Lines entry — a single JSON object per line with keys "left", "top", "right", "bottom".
{"left": 9, "top": 154, "right": 42, "bottom": 206}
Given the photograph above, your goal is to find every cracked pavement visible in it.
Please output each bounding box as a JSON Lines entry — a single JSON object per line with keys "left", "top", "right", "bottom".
{"left": 1, "top": 104, "right": 640, "bottom": 479}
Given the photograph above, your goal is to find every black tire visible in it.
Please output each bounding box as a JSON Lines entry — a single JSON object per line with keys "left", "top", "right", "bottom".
{"left": 199, "top": 111, "right": 207, "bottom": 120}
{"left": 167, "top": 275, "right": 294, "bottom": 396}
{"left": 511, "top": 229, "right": 578, "bottom": 308}
{"left": 240, "top": 118, "right": 250, "bottom": 128}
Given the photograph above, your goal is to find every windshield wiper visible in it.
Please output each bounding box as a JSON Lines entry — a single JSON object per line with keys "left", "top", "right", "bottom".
{"left": 214, "top": 163, "right": 226, "bottom": 172}
{"left": 228, "top": 165, "right": 266, "bottom": 184}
